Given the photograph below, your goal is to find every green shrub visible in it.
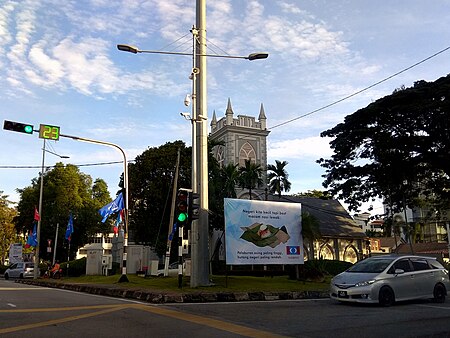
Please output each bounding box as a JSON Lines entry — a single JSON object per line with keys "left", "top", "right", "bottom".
{"left": 288, "top": 259, "right": 353, "bottom": 281}
{"left": 320, "top": 259, "right": 353, "bottom": 276}
{"left": 0, "top": 264, "right": 8, "bottom": 274}
{"left": 61, "top": 257, "right": 86, "bottom": 277}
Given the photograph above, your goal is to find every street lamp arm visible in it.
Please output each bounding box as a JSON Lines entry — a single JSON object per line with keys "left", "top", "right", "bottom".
{"left": 44, "top": 149, "right": 70, "bottom": 159}
{"left": 117, "top": 44, "right": 269, "bottom": 61}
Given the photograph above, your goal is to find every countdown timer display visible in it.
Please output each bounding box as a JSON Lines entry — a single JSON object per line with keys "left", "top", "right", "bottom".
{"left": 39, "top": 124, "right": 60, "bottom": 141}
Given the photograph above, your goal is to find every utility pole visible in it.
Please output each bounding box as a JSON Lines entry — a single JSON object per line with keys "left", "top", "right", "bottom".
{"left": 192, "top": 0, "right": 210, "bottom": 287}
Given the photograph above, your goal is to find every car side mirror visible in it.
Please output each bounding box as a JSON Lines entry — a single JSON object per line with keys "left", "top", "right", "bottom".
{"left": 394, "top": 268, "right": 405, "bottom": 274}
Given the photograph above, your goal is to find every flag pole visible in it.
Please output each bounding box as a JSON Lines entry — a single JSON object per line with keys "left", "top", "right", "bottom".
{"left": 67, "top": 240, "right": 70, "bottom": 277}
{"left": 52, "top": 223, "right": 59, "bottom": 265}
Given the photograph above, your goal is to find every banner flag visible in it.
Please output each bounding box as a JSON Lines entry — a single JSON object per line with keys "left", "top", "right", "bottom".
{"left": 34, "top": 207, "right": 40, "bottom": 221}
{"left": 98, "top": 192, "right": 124, "bottom": 223}
{"left": 26, "top": 223, "right": 38, "bottom": 248}
{"left": 65, "top": 213, "right": 74, "bottom": 241}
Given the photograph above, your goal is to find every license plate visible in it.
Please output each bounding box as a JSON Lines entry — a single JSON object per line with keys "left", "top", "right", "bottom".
{"left": 338, "top": 291, "right": 347, "bottom": 298}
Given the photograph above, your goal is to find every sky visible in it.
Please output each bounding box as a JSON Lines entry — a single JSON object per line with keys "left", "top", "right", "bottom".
{"left": 1, "top": 0, "right": 450, "bottom": 217}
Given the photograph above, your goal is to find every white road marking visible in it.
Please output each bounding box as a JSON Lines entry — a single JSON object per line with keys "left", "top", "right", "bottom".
{"left": 7, "top": 303, "right": 17, "bottom": 307}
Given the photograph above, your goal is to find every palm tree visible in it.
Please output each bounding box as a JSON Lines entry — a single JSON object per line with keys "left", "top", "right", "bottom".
{"left": 267, "top": 160, "right": 291, "bottom": 198}
{"left": 221, "top": 163, "right": 240, "bottom": 198}
{"left": 301, "top": 211, "right": 321, "bottom": 255}
{"left": 238, "top": 159, "right": 263, "bottom": 200}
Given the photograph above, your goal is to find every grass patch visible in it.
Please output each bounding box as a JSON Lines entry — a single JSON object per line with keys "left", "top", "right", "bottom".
{"left": 54, "top": 274, "right": 331, "bottom": 293}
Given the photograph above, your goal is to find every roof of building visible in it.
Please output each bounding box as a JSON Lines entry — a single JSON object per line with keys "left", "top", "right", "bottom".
{"left": 379, "top": 237, "right": 401, "bottom": 248}
{"left": 395, "top": 242, "right": 449, "bottom": 257}
{"left": 267, "top": 195, "right": 367, "bottom": 239}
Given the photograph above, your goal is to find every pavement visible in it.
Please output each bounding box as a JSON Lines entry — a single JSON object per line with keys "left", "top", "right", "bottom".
{"left": 14, "top": 278, "right": 330, "bottom": 304}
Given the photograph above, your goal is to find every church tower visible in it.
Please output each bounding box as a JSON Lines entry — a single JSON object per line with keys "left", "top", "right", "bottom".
{"left": 210, "top": 98, "right": 270, "bottom": 199}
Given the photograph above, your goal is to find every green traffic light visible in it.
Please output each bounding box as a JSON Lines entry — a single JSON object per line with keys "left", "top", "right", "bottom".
{"left": 177, "top": 212, "right": 187, "bottom": 222}
{"left": 24, "top": 125, "right": 33, "bottom": 133}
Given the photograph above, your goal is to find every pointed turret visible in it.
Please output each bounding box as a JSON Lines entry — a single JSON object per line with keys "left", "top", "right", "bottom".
{"left": 226, "top": 98, "right": 234, "bottom": 125}
{"left": 211, "top": 110, "right": 217, "bottom": 130}
{"left": 258, "top": 103, "right": 267, "bottom": 130}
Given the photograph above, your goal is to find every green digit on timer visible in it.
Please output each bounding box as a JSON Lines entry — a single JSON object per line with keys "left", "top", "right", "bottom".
{"left": 51, "top": 127, "right": 59, "bottom": 140}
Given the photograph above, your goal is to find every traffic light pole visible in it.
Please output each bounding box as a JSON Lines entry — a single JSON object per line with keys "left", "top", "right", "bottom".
{"left": 34, "top": 139, "right": 46, "bottom": 279}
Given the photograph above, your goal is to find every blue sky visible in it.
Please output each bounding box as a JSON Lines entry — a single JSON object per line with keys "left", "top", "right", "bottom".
{"left": 1, "top": 0, "right": 450, "bottom": 216}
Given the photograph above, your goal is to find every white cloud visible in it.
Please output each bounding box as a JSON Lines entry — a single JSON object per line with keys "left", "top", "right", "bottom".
{"left": 278, "top": 2, "right": 305, "bottom": 15}
{"left": 268, "top": 136, "right": 333, "bottom": 160}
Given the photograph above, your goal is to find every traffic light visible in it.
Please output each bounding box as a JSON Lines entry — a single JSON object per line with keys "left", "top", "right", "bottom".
{"left": 188, "top": 191, "right": 200, "bottom": 226}
{"left": 175, "top": 189, "right": 189, "bottom": 227}
{"left": 3, "top": 120, "right": 34, "bottom": 135}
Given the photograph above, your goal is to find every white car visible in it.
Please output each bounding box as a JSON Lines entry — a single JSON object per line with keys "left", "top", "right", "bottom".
{"left": 330, "top": 255, "right": 450, "bottom": 306}
{"left": 4, "top": 262, "right": 35, "bottom": 279}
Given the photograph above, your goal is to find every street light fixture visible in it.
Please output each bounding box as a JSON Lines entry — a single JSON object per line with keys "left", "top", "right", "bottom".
{"left": 118, "top": 18, "right": 268, "bottom": 286}
{"left": 117, "top": 44, "right": 268, "bottom": 61}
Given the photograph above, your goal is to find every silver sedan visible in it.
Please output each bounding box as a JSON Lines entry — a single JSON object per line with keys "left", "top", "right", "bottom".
{"left": 330, "top": 254, "right": 450, "bottom": 306}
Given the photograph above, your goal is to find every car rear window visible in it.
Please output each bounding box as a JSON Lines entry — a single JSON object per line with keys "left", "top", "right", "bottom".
{"left": 411, "top": 259, "right": 430, "bottom": 271}
{"left": 428, "top": 260, "right": 445, "bottom": 269}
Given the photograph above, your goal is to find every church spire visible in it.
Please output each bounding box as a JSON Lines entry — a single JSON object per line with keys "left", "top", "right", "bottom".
{"left": 211, "top": 110, "right": 217, "bottom": 129}
{"left": 226, "top": 98, "right": 234, "bottom": 125}
{"left": 258, "top": 103, "right": 267, "bottom": 129}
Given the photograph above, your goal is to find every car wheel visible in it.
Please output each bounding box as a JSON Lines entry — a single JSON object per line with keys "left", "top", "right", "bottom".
{"left": 4, "top": 273, "right": 9, "bottom": 280}
{"left": 379, "top": 286, "right": 395, "bottom": 306}
{"left": 433, "top": 283, "right": 446, "bottom": 303}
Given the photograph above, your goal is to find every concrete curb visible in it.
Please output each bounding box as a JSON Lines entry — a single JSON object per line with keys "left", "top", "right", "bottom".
{"left": 17, "top": 279, "right": 330, "bottom": 304}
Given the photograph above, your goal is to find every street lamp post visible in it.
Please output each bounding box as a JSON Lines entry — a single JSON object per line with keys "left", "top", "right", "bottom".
{"left": 118, "top": 6, "right": 268, "bottom": 286}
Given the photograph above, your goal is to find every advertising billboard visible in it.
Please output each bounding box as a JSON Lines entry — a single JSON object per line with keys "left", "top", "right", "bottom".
{"left": 224, "top": 198, "right": 303, "bottom": 265}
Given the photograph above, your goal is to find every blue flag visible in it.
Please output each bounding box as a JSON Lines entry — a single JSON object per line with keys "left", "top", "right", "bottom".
{"left": 65, "top": 213, "right": 74, "bottom": 241}
{"left": 26, "top": 223, "right": 38, "bottom": 247}
{"left": 99, "top": 192, "right": 124, "bottom": 223}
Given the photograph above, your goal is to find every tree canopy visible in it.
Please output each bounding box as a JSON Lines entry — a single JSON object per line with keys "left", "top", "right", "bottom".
{"left": 238, "top": 159, "right": 264, "bottom": 199}
{"left": 128, "top": 141, "right": 191, "bottom": 256}
{"left": 15, "top": 163, "right": 111, "bottom": 262}
{"left": 318, "top": 74, "right": 450, "bottom": 213}
{"left": 267, "top": 160, "right": 291, "bottom": 198}
{"left": 0, "top": 192, "right": 17, "bottom": 264}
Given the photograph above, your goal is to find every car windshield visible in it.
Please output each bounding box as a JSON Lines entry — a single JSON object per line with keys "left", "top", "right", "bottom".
{"left": 347, "top": 258, "right": 395, "bottom": 273}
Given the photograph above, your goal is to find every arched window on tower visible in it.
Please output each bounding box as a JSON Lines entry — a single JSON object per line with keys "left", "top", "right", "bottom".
{"left": 239, "top": 142, "right": 256, "bottom": 167}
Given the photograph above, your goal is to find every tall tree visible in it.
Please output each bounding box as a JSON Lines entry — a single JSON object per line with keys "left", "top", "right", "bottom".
{"left": 238, "top": 160, "right": 263, "bottom": 200}
{"left": 221, "top": 163, "right": 240, "bottom": 198}
{"left": 318, "top": 74, "right": 450, "bottom": 213}
{"left": 267, "top": 160, "right": 291, "bottom": 198}
{"left": 0, "top": 192, "right": 17, "bottom": 264}
{"left": 301, "top": 211, "right": 321, "bottom": 260}
{"left": 208, "top": 139, "right": 226, "bottom": 231}
{"left": 128, "top": 141, "right": 191, "bottom": 256}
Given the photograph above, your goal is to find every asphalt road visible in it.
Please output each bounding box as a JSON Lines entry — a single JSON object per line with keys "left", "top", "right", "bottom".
{"left": 2, "top": 278, "right": 450, "bottom": 337}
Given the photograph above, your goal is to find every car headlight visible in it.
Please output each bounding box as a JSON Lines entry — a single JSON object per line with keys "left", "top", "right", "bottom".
{"left": 354, "top": 280, "right": 375, "bottom": 287}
